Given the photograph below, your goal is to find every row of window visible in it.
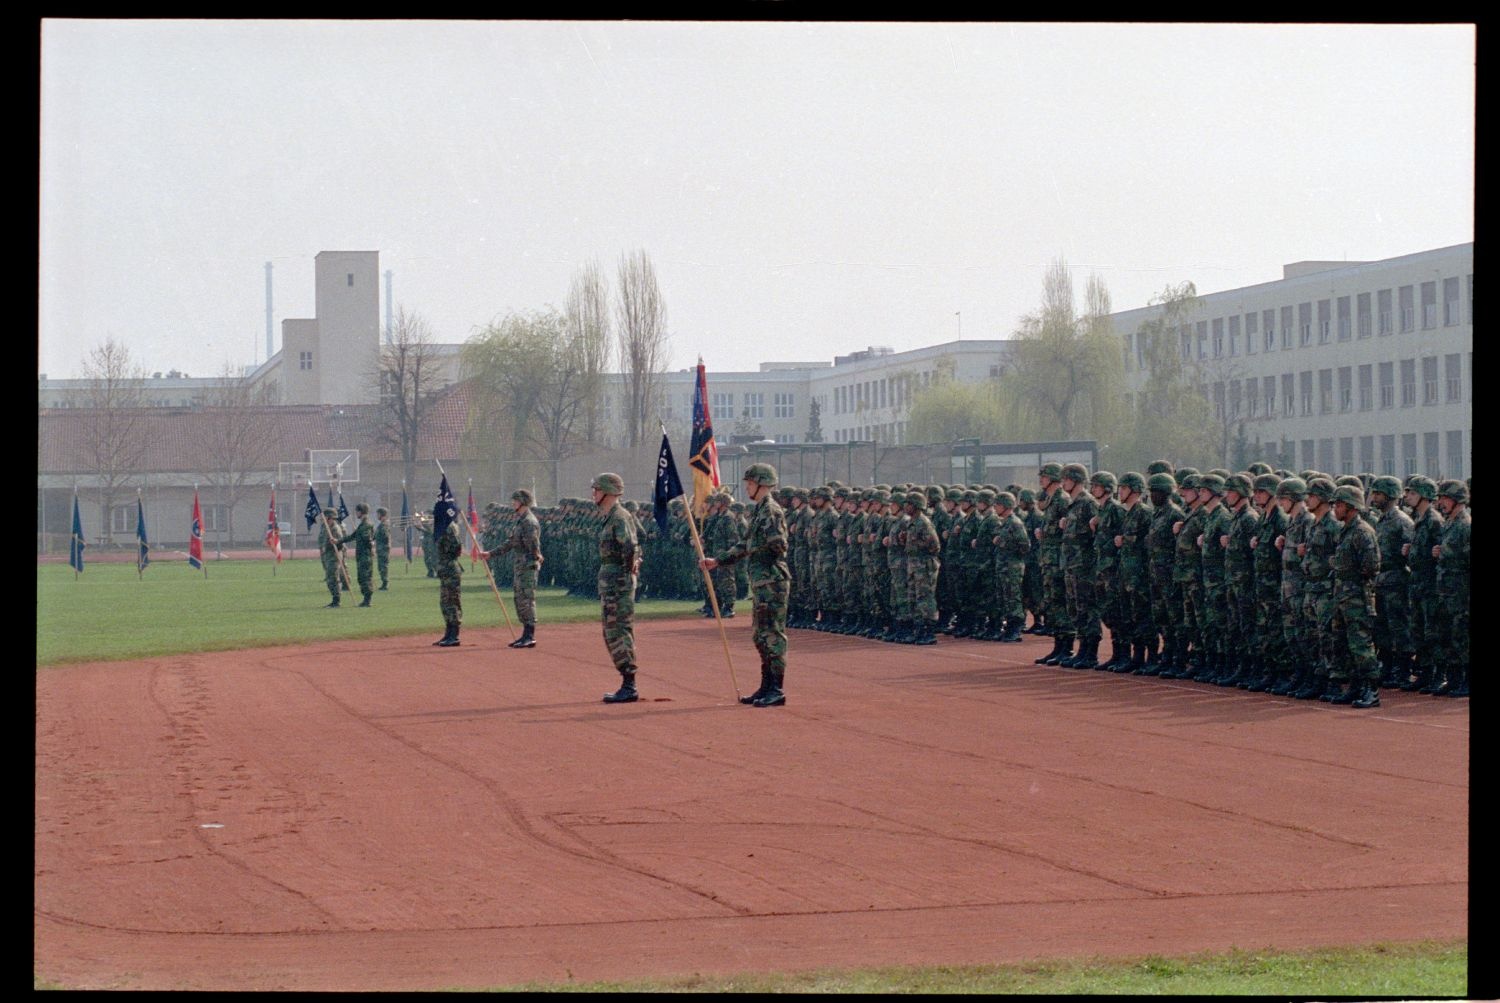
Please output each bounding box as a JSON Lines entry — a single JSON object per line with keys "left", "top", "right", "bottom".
{"left": 1124, "top": 274, "right": 1472, "bottom": 370}
{"left": 109, "top": 502, "right": 232, "bottom": 534}
{"left": 832, "top": 371, "right": 942, "bottom": 416}
{"left": 833, "top": 422, "right": 906, "bottom": 445}
{"left": 1280, "top": 431, "right": 1467, "bottom": 480}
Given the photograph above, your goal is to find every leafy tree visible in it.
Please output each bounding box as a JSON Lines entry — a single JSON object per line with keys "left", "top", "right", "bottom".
{"left": 805, "top": 397, "right": 824, "bottom": 443}
{"left": 1117, "top": 281, "right": 1218, "bottom": 471}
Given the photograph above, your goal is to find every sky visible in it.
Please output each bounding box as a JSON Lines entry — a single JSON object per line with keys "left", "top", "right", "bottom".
{"left": 39, "top": 20, "right": 1474, "bottom": 380}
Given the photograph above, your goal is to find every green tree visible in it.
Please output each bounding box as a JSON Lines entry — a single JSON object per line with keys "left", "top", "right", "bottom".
{"left": 805, "top": 397, "right": 824, "bottom": 443}
{"left": 906, "top": 379, "right": 1007, "bottom": 445}
{"left": 1119, "top": 281, "right": 1218, "bottom": 471}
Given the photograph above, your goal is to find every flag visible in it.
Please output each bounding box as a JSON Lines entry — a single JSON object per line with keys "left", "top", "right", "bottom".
{"left": 653, "top": 430, "right": 685, "bottom": 534}
{"left": 265, "top": 487, "right": 282, "bottom": 562}
{"left": 68, "top": 493, "right": 85, "bottom": 573}
{"left": 433, "top": 474, "right": 458, "bottom": 540}
{"left": 401, "top": 486, "right": 412, "bottom": 563}
{"left": 304, "top": 484, "right": 321, "bottom": 529}
{"left": 337, "top": 491, "right": 349, "bottom": 523}
{"left": 136, "top": 496, "right": 150, "bottom": 573}
{"left": 188, "top": 490, "right": 204, "bottom": 570}
{"left": 467, "top": 484, "right": 479, "bottom": 559}
{"left": 689, "top": 359, "right": 721, "bottom": 519}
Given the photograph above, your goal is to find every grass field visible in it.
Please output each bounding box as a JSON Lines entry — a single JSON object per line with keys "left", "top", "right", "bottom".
{"left": 485, "top": 941, "right": 1468, "bottom": 994}
{"left": 36, "top": 559, "right": 702, "bottom": 666}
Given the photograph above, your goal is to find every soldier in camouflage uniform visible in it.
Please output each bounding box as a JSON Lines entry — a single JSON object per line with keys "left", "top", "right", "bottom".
{"left": 784, "top": 489, "right": 809, "bottom": 627}
{"left": 970, "top": 489, "right": 1002, "bottom": 639}
{"left": 704, "top": 493, "right": 737, "bottom": 618}
{"left": 433, "top": 515, "right": 466, "bottom": 646}
{"left": 1034, "top": 463, "right": 1073, "bottom": 662}
{"left": 1431, "top": 480, "right": 1470, "bottom": 697}
{"left": 1089, "top": 471, "right": 1127, "bottom": 669}
{"left": 702, "top": 463, "right": 791, "bottom": 707}
{"left": 1245, "top": 473, "right": 1288, "bottom": 691}
{"left": 1366, "top": 476, "right": 1415, "bottom": 687}
{"left": 1140, "top": 473, "right": 1183, "bottom": 675}
{"left": 1019, "top": 489, "right": 1046, "bottom": 632}
{"left": 1218, "top": 474, "right": 1259, "bottom": 687}
{"left": 1269, "top": 478, "right": 1312, "bottom": 696}
{"left": 1057, "top": 463, "right": 1101, "bottom": 668}
{"left": 1112, "top": 473, "right": 1153, "bottom": 672}
{"left": 904, "top": 492, "right": 943, "bottom": 644}
{"left": 885, "top": 490, "right": 913, "bottom": 642}
{"left": 929, "top": 486, "right": 953, "bottom": 631}
{"left": 949, "top": 489, "right": 978, "bottom": 636}
{"left": 419, "top": 512, "right": 437, "bottom": 578}
{"left": 1292, "top": 479, "right": 1340, "bottom": 699}
{"left": 1162, "top": 475, "right": 1207, "bottom": 679}
{"left": 343, "top": 502, "right": 376, "bottom": 607}
{"left": 1402, "top": 477, "right": 1444, "bottom": 692}
{"left": 594, "top": 473, "right": 642, "bottom": 704}
{"left": 862, "top": 488, "right": 892, "bottom": 638}
{"left": 940, "top": 487, "right": 966, "bottom": 634}
{"left": 1324, "top": 485, "right": 1382, "bottom": 707}
{"left": 844, "top": 489, "right": 870, "bottom": 635}
{"left": 317, "top": 507, "right": 347, "bottom": 607}
{"left": 492, "top": 488, "right": 543, "bottom": 649}
{"left": 1194, "top": 474, "right": 1229, "bottom": 682}
{"left": 374, "top": 506, "right": 391, "bottom": 590}
{"left": 805, "top": 487, "right": 835, "bottom": 628}
{"left": 992, "top": 491, "right": 1030, "bottom": 643}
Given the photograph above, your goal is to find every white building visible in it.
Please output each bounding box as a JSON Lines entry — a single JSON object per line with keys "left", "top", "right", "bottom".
{"left": 1110, "top": 242, "right": 1473, "bottom": 479}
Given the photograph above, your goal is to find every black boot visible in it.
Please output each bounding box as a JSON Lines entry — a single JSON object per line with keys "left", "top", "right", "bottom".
{"left": 508, "top": 624, "right": 536, "bottom": 648}
{"left": 740, "top": 668, "right": 770, "bottom": 705}
{"left": 1040, "top": 636, "right": 1073, "bottom": 666}
{"left": 1444, "top": 665, "right": 1469, "bottom": 697}
{"left": 326, "top": 595, "right": 341, "bottom": 608}
{"left": 432, "top": 622, "right": 454, "bottom": 645}
{"left": 358, "top": 593, "right": 372, "bottom": 607}
{"left": 1066, "top": 637, "right": 1097, "bottom": 669}
{"left": 438, "top": 624, "right": 461, "bottom": 647}
{"left": 1292, "top": 674, "right": 1327, "bottom": 700}
{"left": 1400, "top": 657, "right": 1427, "bottom": 692}
{"left": 914, "top": 620, "right": 937, "bottom": 645}
{"left": 753, "top": 673, "right": 786, "bottom": 706}
{"left": 1001, "top": 618, "right": 1024, "bottom": 643}
{"left": 1350, "top": 681, "right": 1381, "bottom": 708}
{"left": 1325, "top": 678, "right": 1356, "bottom": 704}
{"left": 603, "top": 672, "right": 638, "bottom": 703}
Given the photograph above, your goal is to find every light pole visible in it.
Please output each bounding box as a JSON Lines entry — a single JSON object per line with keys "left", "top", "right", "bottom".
{"left": 955, "top": 311, "right": 962, "bottom": 342}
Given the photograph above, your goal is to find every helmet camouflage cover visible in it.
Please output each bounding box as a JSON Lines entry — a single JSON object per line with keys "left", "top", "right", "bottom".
{"left": 591, "top": 472, "right": 625, "bottom": 495}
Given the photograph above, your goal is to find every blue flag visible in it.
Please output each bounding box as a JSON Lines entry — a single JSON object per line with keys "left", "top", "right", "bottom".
{"left": 337, "top": 492, "right": 349, "bottom": 523}
{"left": 304, "top": 484, "right": 321, "bottom": 529}
{"left": 653, "top": 431, "right": 684, "bottom": 534}
{"left": 433, "top": 474, "right": 458, "bottom": 541}
{"left": 401, "top": 486, "right": 412, "bottom": 562}
{"left": 136, "top": 497, "right": 150, "bottom": 573}
{"left": 68, "top": 493, "right": 85, "bottom": 573}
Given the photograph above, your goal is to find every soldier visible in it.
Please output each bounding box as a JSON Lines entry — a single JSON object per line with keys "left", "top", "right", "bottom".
{"left": 844, "top": 489, "right": 870, "bottom": 636}
{"left": 1269, "top": 477, "right": 1312, "bottom": 696}
{"left": 884, "top": 490, "right": 913, "bottom": 642}
{"left": 1403, "top": 477, "right": 1444, "bottom": 692}
{"left": 705, "top": 493, "right": 737, "bottom": 618}
{"left": 1366, "top": 476, "right": 1415, "bottom": 686}
{"left": 1057, "top": 463, "right": 1101, "bottom": 668}
{"left": 433, "top": 511, "right": 467, "bottom": 646}
{"left": 1430, "top": 480, "right": 1470, "bottom": 697}
{"left": 1194, "top": 474, "right": 1229, "bottom": 683}
{"left": 1218, "top": 474, "right": 1259, "bottom": 687}
{"left": 862, "top": 488, "right": 892, "bottom": 638}
{"left": 317, "top": 507, "right": 347, "bottom": 608}
{"left": 1141, "top": 473, "right": 1183, "bottom": 676}
{"left": 701, "top": 463, "right": 791, "bottom": 707}
{"left": 1246, "top": 473, "right": 1289, "bottom": 692}
{"left": 808, "top": 486, "right": 838, "bottom": 629}
{"left": 419, "top": 511, "right": 438, "bottom": 578}
{"left": 904, "top": 491, "right": 943, "bottom": 644}
{"left": 940, "top": 487, "right": 966, "bottom": 634}
{"left": 1162, "top": 474, "right": 1207, "bottom": 679}
{"left": 969, "top": 489, "right": 1002, "bottom": 639}
{"left": 593, "top": 473, "right": 642, "bottom": 704}
{"left": 1113, "top": 473, "right": 1153, "bottom": 672}
{"left": 345, "top": 502, "right": 376, "bottom": 607}
{"left": 1089, "top": 471, "right": 1128, "bottom": 669}
{"left": 1325, "top": 485, "right": 1382, "bottom": 707}
{"left": 992, "top": 491, "right": 1030, "bottom": 643}
{"left": 491, "top": 488, "right": 543, "bottom": 649}
{"left": 1019, "top": 489, "right": 1046, "bottom": 633}
{"left": 1034, "top": 463, "right": 1073, "bottom": 663}
{"left": 1291, "top": 479, "right": 1340, "bottom": 699}
{"left": 374, "top": 506, "right": 391, "bottom": 590}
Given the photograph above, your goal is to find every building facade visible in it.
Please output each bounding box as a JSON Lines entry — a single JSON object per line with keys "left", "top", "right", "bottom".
{"left": 1110, "top": 243, "right": 1473, "bottom": 479}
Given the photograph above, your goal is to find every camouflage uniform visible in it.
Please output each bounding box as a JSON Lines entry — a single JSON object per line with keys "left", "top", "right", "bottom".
{"left": 810, "top": 491, "right": 838, "bottom": 624}
{"left": 345, "top": 510, "right": 376, "bottom": 604}
{"left": 1221, "top": 477, "right": 1259, "bottom": 684}
{"left": 317, "top": 513, "right": 346, "bottom": 604}
{"left": 1038, "top": 477, "right": 1071, "bottom": 641}
{"left": 1327, "top": 487, "right": 1381, "bottom": 703}
{"left": 1405, "top": 481, "right": 1444, "bottom": 691}
{"left": 1145, "top": 477, "right": 1184, "bottom": 671}
{"left": 493, "top": 500, "right": 543, "bottom": 628}
{"left": 1249, "top": 476, "right": 1289, "bottom": 688}
{"left": 904, "top": 495, "right": 943, "bottom": 642}
{"left": 1172, "top": 485, "right": 1209, "bottom": 674}
{"left": 886, "top": 494, "right": 912, "bottom": 635}
{"left": 420, "top": 519, "right": 438, "bottom": 578}
{"left": 1115, "top": 477, "right": 1154, "bottom": 667}
{"left": 1433, "top": 482, "right": 1470, "bottom": 693}
{"left": 1370, "top": 478, "right": 1415, "bottom": 681}
{"left": 1090, "top": 473, "right": 1126, "bottom": 664}
{"left": 970, "top": 492, "right": 1002, "bottom": 637}
{"left": 1061, "top": 480, "right": 1101, "bottom": 653}
{"left": 1276, "top": 486, "right": 1313, "bottom": 694}
{"left": 436, "top": 522, "right": 464, "bottom": 628}
{"left": 863, "top": 490, "right": 892, "bottom": 635}
{"left": 1196, "top": 481, "right": 1230, "bottom": 676}
{"left": 705, "top": 499, "right": 737, "bottom": 615}
{"left": 374, "top": 512, "right": 391, "bottom": 589}
{"left": 713, "top": 469, "right": 790, "bottom": 705}
{"left": 1298, "top": 486, "right": 1342, "bottom": 695}
{"left": 597, "top": 492, "right": 640, "bottom": 686}
{"left": 1021, "top": 493, "right": 1045, "bottom": 629}
{"left": 993, "top": 494, "right": 1030, "bottom": 640}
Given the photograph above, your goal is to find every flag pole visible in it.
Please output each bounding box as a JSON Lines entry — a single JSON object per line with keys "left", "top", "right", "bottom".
{"left": 137, "top": 488, "right": 144, "bottom": 581}
{"left": 468, "top": 478, "right": 475, "bottom": 572}
{"left": 270, "top": 481, "right": 277, "bottom": 578}
{"left": 71, "top": 485, "right": 80, "bottom": 581}
{"left": 666, "top": 421, "right": 740, "bottom": 700}
{"left": 436, "top": 460, "right": 516, "bottom": 639}
{"left": 402, "top": 478, "right": 411, "bottom": 576}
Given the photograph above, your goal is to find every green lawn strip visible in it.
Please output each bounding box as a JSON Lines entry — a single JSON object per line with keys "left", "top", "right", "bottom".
{"left": 37, "top": 560, "right": 702, "bottom": 666}
{"left": 472, "top": 940, "right": 1467, "bottom": 994}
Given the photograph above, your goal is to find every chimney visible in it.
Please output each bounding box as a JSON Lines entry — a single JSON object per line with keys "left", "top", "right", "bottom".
{"left": 265, "top": 262, "right": 274, "bottom": 360}
{"left": 384, "top": 269, "right": 394, "bottom": 343}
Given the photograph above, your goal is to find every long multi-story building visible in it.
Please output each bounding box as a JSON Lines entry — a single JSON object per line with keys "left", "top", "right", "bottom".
{"left": 1110, "top": 242, "right": 1473, "bottom": 479}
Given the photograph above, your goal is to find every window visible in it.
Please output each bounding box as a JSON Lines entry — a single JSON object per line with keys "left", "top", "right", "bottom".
{"left": 1248, "top": 390, "right": 1258, "bottom": 418}
{"left": 1379, "top": 363, "right": 1394, "bottom": 408}
{"left": 1421, "top": 281, "right": 1437, "bottom": 329}
{"left": 1422, "top": 357, "right": 1439, "bottom": 405}
{"left": 299, "top": 351, "right": 313, "bottom": 371}
{"left": 1197, "top": 321, "right": 1208, "bottom": 359}
{"left": 1337, "top": 296, "right": 1351, "bottom": 341}
{"left": 1212, "top": 318, "right": 1224, "bottom": 358}
{"left": 1380, "top": 434, "right": 1396, "bottom": 476}
{"left": 1299, "top": 303, "right": 1312, "bottom": 346}
{"left": 202, "top": 503, "right": 229, "bottom": 533}
{"left": 110, "top": 505, "right": 132, "bottom": 534}
{"left": 1356, "top": 292, "right": 1372, "bottom": 338}
{"left": 1378, "top": 289, "right": 1393, "bottom": 335}
{"left": 1444, "top": 277, "right": 1460, "bottom": 326}
{"left": 1358, "top": 365, "right": 1372, "bottom": 411}
{"left": 1180, "top": 327, "right": 1193, "bottom": 362}
{"left": 1213, "top": 382, "right": 1226, "bottom": 420}
{"left": 1263, "top": 309, "right": 1276, "bottom": 352}
{"left": 1301, "top": 440, "right": 1316, "bottom": 471}
{"left": 743, "top": 393, "right": 764, "bottom": 419}
{"left": 1401, "top": 433, "right": 1418, "bottom": 477}
{"left": 1339, "top": 437, "right": 1354, "bottom": 476}
{"left": 774, "top": 392, "right": 794, "bottom": 418}
{"left": 1424, "top": 432, "right": 1440, "bottom": 477}
{"left": 1245, "top": 312, "right": 1257, "bottom": 354}
{"left": 1229, "top": 316, "right": 1240, "bottom": 356}
{"left": 1399, "top": 285, "right": 1415, "bottom": 332}
{"left": 1229, "top": 380, "right": 1242, "bottom": 418}
{"left": 1281, "top": 373, "right": 1295, "bottom": 416}
{"left": 1337, "top": 367, "right": 1352, "bottom": 412}
{"left": 1359, "top": 436, "right": 1374, "bottom": 473}
{"left": 602, "top": 395, "right": 612, "bottom": 420}
{"left": 1281, "top": 306, "right": 1294, "bottom": 349}
{"left": 1445, "top": 354, "right": 1462, "bottom": 402}
{"left": 1263, "top": 376, "right": 1276, "bottom": 418}
{"left": 774, "top": 433, "right": 796, "bottom": 444}
{"left": 1447, "top": 430, "right": 1464, "bottom": 478}
{"left": 711, "top": 392, "right": 733, "bottom": 421}
{"left": 1299, "top": 371, "right": 1313, "bottom": 416}
{"left": 878, "top": 379, "right": 887, "bottom": 409}
{"left": 1318, "top": 299, "right": 1331, "bottom": 343}
{"left": 1317, "top": 438, "right": 1334, "bottom": 472}
{"left": 1318, "top": 369, "right": 1333, "bottom": 414}
{"left": 346, "top": 273, "right": 354, "bottom": 287}
{"left": 1468, "top": 273, "right": 1474, "bottom": 325}
{"left": 1400, "top": 359, "right": 1416, "bottom": 407}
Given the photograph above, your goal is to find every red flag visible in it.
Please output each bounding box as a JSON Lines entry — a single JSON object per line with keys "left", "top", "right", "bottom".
{"left": 467, "top": 484, "right": 480, "bottom": 560}
{"left": 265, "top": 486, "right": 282, "bottom": 562}
{"left": 188, "top": 490, "right": 204, "bottom": 570}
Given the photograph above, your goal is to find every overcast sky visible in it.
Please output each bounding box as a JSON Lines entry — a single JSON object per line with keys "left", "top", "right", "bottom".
{"left": 39, "top": 20, "right": 1474, "bottom": 380}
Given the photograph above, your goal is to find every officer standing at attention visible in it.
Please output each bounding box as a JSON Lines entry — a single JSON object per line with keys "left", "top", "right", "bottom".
{"left": 434, "top": 512, "right": 472, "bottom": 647}
{"left": 344, "top": 502, "right": 377, "bottom": 607}
{"left": 492, "top": 489, "right": 543, "bottom": 649}
{"left": 594, "top": 473, "right": 642, "bottom": 704}
{"left": 317, "top": 507, "right": 347, "bottom": 608}
{"left": 701, "top": 463, "right": 791, "bottom": 706}
{"left": 374, "top": 506, "right": 391, "bottom": 590}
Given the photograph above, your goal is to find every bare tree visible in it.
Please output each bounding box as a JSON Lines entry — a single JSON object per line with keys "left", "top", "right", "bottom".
{"left": 79, "top": 337, "right": 147, "bottom": 546}
{"left": 374, "top": 306, "right": 444, "bottom": 489}
{"left": 615, "top": 249, "right": 670, "bottom": 447}
{"left": 198, "top": 363, "right": 278, "bottom": 548}
{"left": 565, "top": 260, "right": 612, "bottom": 444}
